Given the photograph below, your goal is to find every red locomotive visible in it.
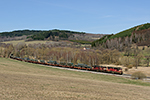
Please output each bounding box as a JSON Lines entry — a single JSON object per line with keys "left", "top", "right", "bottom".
{"left": 92, "top": 65, "right": 123, "bottom": 75}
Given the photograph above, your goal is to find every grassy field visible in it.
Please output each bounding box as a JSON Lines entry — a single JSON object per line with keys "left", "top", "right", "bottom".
{"left": 2, "top": 40, "right": 56, "bottom": 45}
{"left": 2, "top": 40, "right": 91, "bottom": 47}
{"left": 2, "top": 40, "right": 25, "bottom": 45}
{"left": 0, "top": 58, "right": 150, "bottom": 100}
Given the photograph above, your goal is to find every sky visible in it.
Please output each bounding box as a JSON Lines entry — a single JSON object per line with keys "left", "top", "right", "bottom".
{"left": 0, "top": 0, "right": 150, "bottom": 34}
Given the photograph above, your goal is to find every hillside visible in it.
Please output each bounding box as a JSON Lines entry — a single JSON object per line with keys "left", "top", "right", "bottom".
{"left": 135, "top": 28, "right": 150, "bottom": 46}
{"left": 0, "top": 29, "right": 83, "bottom": 41}
{"left": 0, "top": 29, "right": 105, "bottom": 44}
{"left": 1, "top": 57, "right": 150, "bottom": 100}
{"left": 92, "top": 23, "right": 150, "bottom": 50}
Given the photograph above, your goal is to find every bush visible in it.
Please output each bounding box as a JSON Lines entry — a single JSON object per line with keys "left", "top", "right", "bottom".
{"left": 131, "top": 71, "right": 146, "bottom": 79}
{"left": 127, "top": 64, "right": 133, "bottom": 69}
{"left": 125, "top": 68, "right": 128, "bottom": 71}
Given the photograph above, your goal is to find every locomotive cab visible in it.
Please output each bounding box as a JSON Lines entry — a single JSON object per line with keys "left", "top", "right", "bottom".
{"left": 113, "top": 67, "right": 123, "bottom": 75}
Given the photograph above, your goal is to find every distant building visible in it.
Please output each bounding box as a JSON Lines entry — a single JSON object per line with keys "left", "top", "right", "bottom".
{"left": 83, "top": 47, "right": 90, "bottom": 50}
{"left": 83, "top": 47, "right": 86, "bottom": 50}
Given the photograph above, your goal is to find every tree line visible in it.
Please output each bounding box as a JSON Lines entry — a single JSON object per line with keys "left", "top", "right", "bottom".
{"left": 0, "top": 29, "right": 85, "bottom": 41}
{"left": 0, "top": 42, "right": 150, "bottom": 68}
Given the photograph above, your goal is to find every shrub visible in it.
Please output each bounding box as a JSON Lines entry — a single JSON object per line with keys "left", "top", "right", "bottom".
{"left": 127, "top": 64, "right": 133, "bottom": 69}
{"left": 125, "top": 68, "right": 128, "bottom": 71}
{"left": 131, "top": 71, "right": 146, "bottom": 79}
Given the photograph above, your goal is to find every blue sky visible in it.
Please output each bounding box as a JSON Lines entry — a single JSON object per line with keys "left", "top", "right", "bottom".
{"left": 0, "top": 0, "right": 150, "bottom": 34}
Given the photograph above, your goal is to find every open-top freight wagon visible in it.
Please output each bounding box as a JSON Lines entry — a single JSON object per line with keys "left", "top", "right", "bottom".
{"left": 74, "top": 63, "right": 92, "bottom": 70}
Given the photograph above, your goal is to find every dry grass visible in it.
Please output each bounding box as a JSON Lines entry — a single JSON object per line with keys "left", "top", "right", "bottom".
{"left": 2, "top": 40, "right": 25, "bottom": 45}
{"left": 0, "top": 58, "right": 150, "bottom": 100}
{"left": 2, "top": 40, "right": 55, "bottom": 45}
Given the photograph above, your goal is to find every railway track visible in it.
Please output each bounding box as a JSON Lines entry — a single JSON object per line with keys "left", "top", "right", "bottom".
{"left": 10, "top": 57, "right": 150, "bottom": 82}
{"left": 41, "top": 64, "right": 129, "bottom": 77}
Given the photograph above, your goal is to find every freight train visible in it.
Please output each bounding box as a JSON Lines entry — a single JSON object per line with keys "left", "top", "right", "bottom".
{"left": 10, "top": 55, "right": 123, "bottom": 75}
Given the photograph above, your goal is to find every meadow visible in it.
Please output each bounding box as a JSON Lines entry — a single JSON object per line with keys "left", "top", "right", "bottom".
{"left": 0, "top": 57, "right": 150, "bottom": 100}
{"left": 2, "top": 40, "right": 54, "bottom": 45}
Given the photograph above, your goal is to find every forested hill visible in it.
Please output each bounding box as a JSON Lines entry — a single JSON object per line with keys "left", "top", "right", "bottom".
{"left": 92, "top": 23, "right": 150, "bottom": 50}
{"left": 27, "top": 29, "right": 85, "bottom": 40}
{"left": 0, "top": 29, "right": 105, "bottom": 44}
{"left": 0, "top": 29, "right": 84, "bottom": 39}
{"left": 0, "top": 30, "right": 41, "bottom": 37}
{"left": 0, "top": 29, "right": 86, "bottom": 41}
